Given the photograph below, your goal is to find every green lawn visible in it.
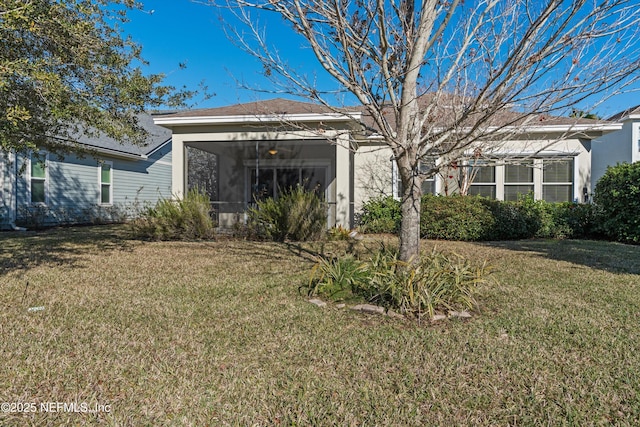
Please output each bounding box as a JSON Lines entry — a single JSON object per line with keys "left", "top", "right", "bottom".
{"left": 1, "top": 226, "right": 640, "bottom": 426}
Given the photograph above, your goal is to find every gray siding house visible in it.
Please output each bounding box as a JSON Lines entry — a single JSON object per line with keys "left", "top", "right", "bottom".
{"left": 0, "top": 114, "right": 172, "bottom": 229}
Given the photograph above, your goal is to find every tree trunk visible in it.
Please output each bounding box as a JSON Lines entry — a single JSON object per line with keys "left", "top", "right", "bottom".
{"left": 398, "top": 167, "right": 423, "bottom": 263}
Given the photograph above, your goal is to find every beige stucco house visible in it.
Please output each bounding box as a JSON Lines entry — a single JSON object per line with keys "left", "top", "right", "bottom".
{"left": 592, "top": 105, "right": 640, "bottom": 192}
{"left": 154, "top": 98, "right": 620, "bottom": 229}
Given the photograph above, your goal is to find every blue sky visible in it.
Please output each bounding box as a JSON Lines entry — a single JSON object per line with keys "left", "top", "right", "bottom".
{"left": 123, "top": 0, "right": 639, "bottom": 117}
{"left": 124, "top": 0, "right": 333, "bottom": 109}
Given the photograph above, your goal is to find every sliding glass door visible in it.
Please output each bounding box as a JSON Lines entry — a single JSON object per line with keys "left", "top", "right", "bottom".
{"left": 249, "top": 166, "right": 327, "bottom": 202}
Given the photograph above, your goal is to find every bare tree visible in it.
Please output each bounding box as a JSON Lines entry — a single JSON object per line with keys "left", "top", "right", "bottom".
{"left": 209, "top": 0, "right": 640, "bottom": 262}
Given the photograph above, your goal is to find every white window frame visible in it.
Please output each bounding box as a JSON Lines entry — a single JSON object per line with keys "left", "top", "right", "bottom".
{"left": 98, "top": 161, "right": 113, "bottom": 205}
{"left": 503, "top": 160, "right": 535, "bottom": 201}
{"left": 468, "top": 161, "right": 497, "bottom": 198}
{"left": 28, "top": 152, "right": 48, "bottom": 205}
{"left": 392, "top": 158, "right": 439, "bottom": 200}
{"left": 541, "top": 158, "right": 575, "bottom": 203}
{"left": 463, "top": 156, "right": 577, "bottom": 202}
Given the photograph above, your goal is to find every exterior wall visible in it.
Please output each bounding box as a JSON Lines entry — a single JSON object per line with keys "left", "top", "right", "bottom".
{"left": 353, "top": 143, "right": 394, "bottom": 212}
{"left": 111, "top": 142, "right": 173, "bottom": 206}
{"left": 352, "top": 137, "right": 592, "bottom": 207}
{"left": 10, "top": 143, "right": 172, "bottom": 228}
{"left": 634, "top": 122, "right": 640, "bottom": 164}
{"left": 592, "top": 121, "right": 633, "bottom": 192}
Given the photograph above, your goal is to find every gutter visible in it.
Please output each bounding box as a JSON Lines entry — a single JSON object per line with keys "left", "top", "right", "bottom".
{"left": 84, "top": 146, "right": 148, "bottom": 161}
{"left": 153, "top": 112, "right": 363, "bottom": 127}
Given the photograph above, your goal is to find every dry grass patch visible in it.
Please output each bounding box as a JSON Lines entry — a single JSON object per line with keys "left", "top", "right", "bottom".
{"left": 1, "top": 227, "right": 640, "bottom": 425}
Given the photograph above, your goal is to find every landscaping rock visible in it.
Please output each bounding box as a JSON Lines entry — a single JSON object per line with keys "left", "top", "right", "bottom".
{"left": 308, "top": 299, "right": 327, "bottom": 308}
{"left": 386, "top": 309, "right": 405, "bottom": 319}
{"left": 449, "top": 311, "right": 472, "bottom": 319}
{"left": 348, "top": 230, "right": 364, "bottom": 241}
{"left": 351, "top": 304, "right": 385, "bottom": 315}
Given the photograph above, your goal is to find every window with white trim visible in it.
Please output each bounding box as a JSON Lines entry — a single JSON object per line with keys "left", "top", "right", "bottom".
{"left": 30, "top": 153, "right": 47, "bottom": 204}
{"left": 419, "top": 159, "right": 437, "bottom": 195}
{"left": 464, "top": 157, "right": 575, "bottom": 202}
{"left": 542, "top": 159, "right": 573, "bottom": 202}
{"left": 468, "top": 163, "right": 496, "bottom": 198}
{"left": 100, "top": 161, "right": 112, "bottom": 205}
{"left": 504, "top": 161, "right": 534, "bottom": 201}
{"left": 393, "top": 159, "right": 437, "bottom": 198}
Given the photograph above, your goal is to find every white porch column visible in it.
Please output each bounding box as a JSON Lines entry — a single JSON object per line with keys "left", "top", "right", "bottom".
{"left": 335, "top": 134, "right": 352, "bottom": 228}
{"left": 172, "top": 136, "right": 186, "bottom": 198}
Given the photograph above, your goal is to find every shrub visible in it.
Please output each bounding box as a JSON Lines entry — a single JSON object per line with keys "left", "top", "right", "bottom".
{"left": 306, "top": 256, "right": 369, "bottom": 301}
{"left": 357, "top": 193, "right": 600, "bottom": 241}
{"left": 356, "top": 195, "right": 401, "bottom": 234}
{"left": 594, "top": 162, "right": 640, "bottom": 243}
{"left": 327, "top": 225, "right": 353, "bottom": 241}
{"left": 130, "top": 188, "right": 215, "bottom": 240}
{"left": 248, "top": 185, "right": 327, "bottom": 242}
{"left": 482, "top": 198, "right": 538, "bottom": 240}
{"left": 420, "top": 194, "right": 495, "bottom": 241}
{"left": 561, "top": 202, "right": 600, "bottom": 239}
{"left": 360, "top": 247, "right": 492, "bottom": 318}
{"left": 305, "top": 245, "right": 493, "bottom": 319}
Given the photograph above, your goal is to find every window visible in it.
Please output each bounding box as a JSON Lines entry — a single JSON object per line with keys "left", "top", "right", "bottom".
{"left": 468, "top": 163, "right": 496, "bottom": 198}
{"left": 393, "top": 159, "right": 437, "bottom": 198}
{"left": 100, "top": 162, "right": 112, "bottom": 204}
{"left": 542, "top": 159, "right": 573, "bottom": 202}
{"left": 464, "top": 157, "right": 576, "bottom": 201}
{"left": 504, "top": 161, "right": 534, "bottom": 201}
{"left": 419, "top": 160, "right": 436, "bottom": 195}
{"left": 30, "top": 154, "right": 47, "bottom": 204}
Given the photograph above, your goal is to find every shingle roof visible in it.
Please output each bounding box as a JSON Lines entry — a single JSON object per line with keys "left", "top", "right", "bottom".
{"left": 158, "top": 98, "right": 343, "bottom": 118}
{"left": 158, "top": 97, "right": 613, "bottom": 134}
{"left": 607, "top": 105, "right": 640, "bottom": 122}
{"left": 73, "top": 113, "right": 171, "bottom": 157}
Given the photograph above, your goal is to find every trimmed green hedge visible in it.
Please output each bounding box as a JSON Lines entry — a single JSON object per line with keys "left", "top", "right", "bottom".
{"left": 356, "top": 194, "right": 599, "bottom": 241}
{"left": 420, "top": 195, "right": 495, "bottom": 241}
{"left": 594, "top": 162, "right": 640, "bottom": 244}
{"left": 355, "top": 195, "right": 402, "bottom": 234}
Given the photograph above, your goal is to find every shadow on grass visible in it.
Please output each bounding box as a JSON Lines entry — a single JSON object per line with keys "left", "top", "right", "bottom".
{"left": 0, "top": 224, "right": 133, "bottom": 274}
{"left": 481, "top": 239, "right": 640, "bottom": 275}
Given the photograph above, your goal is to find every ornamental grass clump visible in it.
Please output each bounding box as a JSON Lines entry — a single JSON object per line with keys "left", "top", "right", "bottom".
{"left": 248, "top": 185, "right": 327, "bottom": 241}
{"left": 130, "top": 188, "right": 215, "bottom": 240}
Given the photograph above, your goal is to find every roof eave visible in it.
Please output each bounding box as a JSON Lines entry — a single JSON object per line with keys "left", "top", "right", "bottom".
{"left": 619, "top": 114, "right": 640, "bottom": 122}
{"left": 86, "top": 145, "right": 148, "bottom": 160}
{"left": 357, "top": 123, "right": 622, "bottom": 141}
{"left": 153, "top": 112, "right": 362, "bottom": 127}
{"left": 492, "top": 123, "right": 622, "bottom": 138}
